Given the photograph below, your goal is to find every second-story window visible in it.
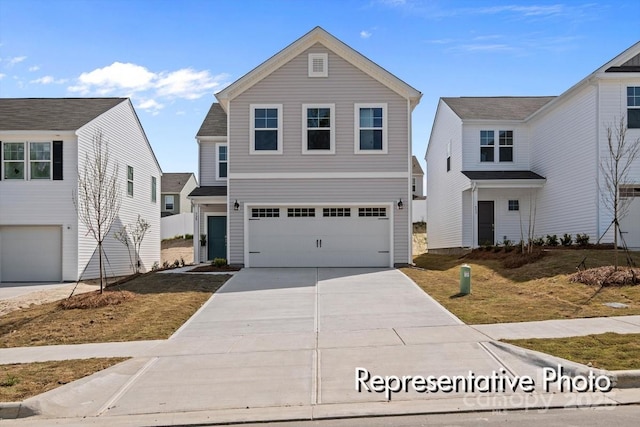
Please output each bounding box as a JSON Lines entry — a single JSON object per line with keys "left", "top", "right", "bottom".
{"left": 355, "top": 103, "right": 387, "bottom": 154}
{"left": 151, "top": 176, "right": 157, "bottom": 203}
{"left": 3, "top": 142, "right": 25, "bottom": 179}
{"left": 303, "top": 104, "right": 335, "bottom": 154}
{"left": 499, "top": 130, "right": 513, "bottom": 162}
{"left": 628, "top": 87, "right": 640, "bottom": 128}
{"left": 250, "top": 104, "right": 282, "bottom": 154}
{"left": 29, "top": 142, "right": 52, "bottom": 179}
{"left": 164, "top": 195, "right": 174, "bottom": 211}
{"left": 127, "top": 165, "right": 134, "bottom": 197}
{"left": 216, "top": 144, "right": 228, "bottom": 179}
{"left": 480, "top": 131, "right": 494, "bottom": 162}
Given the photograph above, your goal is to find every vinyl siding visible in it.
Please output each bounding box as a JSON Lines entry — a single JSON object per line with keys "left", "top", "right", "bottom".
{"left": 179, "top": 175, "right": 198, "bottom": 214}
{"left": 229, "top": 44, "right": 409, "bottom": 174}
{"left": 597, "top": 79, "right": 640, "bottom": 240}
{"left": 76, "top": 100, "right": 161, "bottom": 279}
{"left": 475, "top": 189, "right": 533, "bottom": 245}
{"left": 529, "top": 84, "right": 598, "bottom": 239}
{"left": 228, "top": 178, "right": 409, "bottom": 265}
{"left": 462, "top": 123, "right": 530, "bottom": 170}
{"left": 198, "top": 204, "right": 227, "bottom": 263}
{"left": 0, "top": 132, "right": 78, "bottom": 281}
{"left": 425, "top": 101, "right": 467, "bottom": 249}
{"left": 199, "top": 140, "right": 228, "bottom": 186}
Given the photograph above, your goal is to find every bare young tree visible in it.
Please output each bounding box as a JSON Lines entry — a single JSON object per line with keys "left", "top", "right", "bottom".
{"left": 114, "top": 215, "right": 151, "bottom": 274}
{"left": 599, "top": 116, "right": 640, "bottom": 269}
{"left": 73, "top": 129, "right": 122, "bottom": 292}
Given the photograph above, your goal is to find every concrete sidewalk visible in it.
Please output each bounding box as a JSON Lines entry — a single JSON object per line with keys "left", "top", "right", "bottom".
{"left": 2, "top": 268, "right": 640, "bottom": 424}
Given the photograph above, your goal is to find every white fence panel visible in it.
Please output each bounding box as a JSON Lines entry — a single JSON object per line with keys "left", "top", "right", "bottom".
{"left": 412, "top": 199, "right": 426, "bottom": 223}
{"left": 161, "top": 213, "right": 194, "bottom": 240}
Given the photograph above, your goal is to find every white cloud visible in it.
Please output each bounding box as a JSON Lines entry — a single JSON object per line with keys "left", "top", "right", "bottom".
{"left": 28, "top": 66, "right": 40, "bottom": 72}
{"left": 5, "top": 56, "right": 27, "bottom": 67}
{"left": 360, "top": 30, "right": 372, "bottom": 39}
{"left": 0, "top": 73, "right": 5, "bottom": 80}
{"left": 30, "top": 75, "right": 67, "bottom": 85}
{"left": 68, "top": 62, "right": 230, "bottom": 112}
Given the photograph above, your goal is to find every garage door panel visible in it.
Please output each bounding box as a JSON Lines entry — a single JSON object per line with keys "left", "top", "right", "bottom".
{"left": 248, "top": 206, "right": 390, "bottom": 268}
{"left": 0, "top": 226, "right": 62, "bottom": 282}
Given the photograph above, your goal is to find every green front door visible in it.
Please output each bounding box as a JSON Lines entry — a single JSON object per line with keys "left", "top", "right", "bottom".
{"left": 207, "top": 216, "right": 227, "bottom": 260}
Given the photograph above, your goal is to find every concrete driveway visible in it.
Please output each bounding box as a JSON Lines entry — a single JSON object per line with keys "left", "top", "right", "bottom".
{"left": 0, "top": 282, "right": 67, "bottom": 300}
{"left": 28, "top": 268, "right": 515, "bottom": 419}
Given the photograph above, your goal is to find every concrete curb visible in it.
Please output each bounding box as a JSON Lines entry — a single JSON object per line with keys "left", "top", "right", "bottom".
{"left": 487, "top": 341, "right": 640, "bottom": 389}
{"left": 0, "top": 402, "right": 36, "bottom": 419}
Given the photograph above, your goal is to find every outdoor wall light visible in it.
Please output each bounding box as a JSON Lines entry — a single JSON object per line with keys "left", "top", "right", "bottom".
{"left": 397, "top": 199, "right": 404, "bottom": 210}
{"left": 233, "top": 200, "right": 240, "bottom": 211}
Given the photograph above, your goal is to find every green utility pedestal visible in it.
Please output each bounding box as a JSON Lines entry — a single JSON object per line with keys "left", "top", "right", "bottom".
{"left": 460, "top": 264, "right": 471, "bottom": 295}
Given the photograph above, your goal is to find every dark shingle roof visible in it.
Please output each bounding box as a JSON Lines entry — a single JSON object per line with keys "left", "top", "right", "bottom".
{"left": 412, "top": 155, "right": 424, "bottom": 175}
{"left": 442, "top": 97, "right": 555, "bottom": 121}
{"left": 197, "top": 103, "right": 227, "bottom": 137}
{"left": 0, "top": 98, "right": 126, "bottom": 130}
{"left": 462, "top": 171, "right": 546, "bottom": 180}
{"left": 188, "top": 186, "right": 227, "bottom": 197}
{"left": 161, "top": 173, "right": 195, "bottom": 193}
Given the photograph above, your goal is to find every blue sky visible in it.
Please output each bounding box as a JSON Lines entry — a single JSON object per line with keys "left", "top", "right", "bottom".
{"left": 1, "top": 0, "right": 638, "bottom": 174}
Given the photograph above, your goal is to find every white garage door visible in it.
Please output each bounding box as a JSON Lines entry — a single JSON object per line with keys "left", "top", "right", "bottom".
{"left": 248, "top": 206, "right": 391, "bottom": 267}
{"left": 0, "top": 226, "right": 62, "bottom": 282}
{"left": 620, "top": 189, "right": 640, "bottom": 250}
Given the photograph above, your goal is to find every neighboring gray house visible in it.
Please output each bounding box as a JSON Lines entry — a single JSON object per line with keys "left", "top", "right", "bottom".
{"left": 411, "top": 155, "right": 424, "bottom": 199}
{"left": 190, "top": 27, "right": 422, "bottom": 267}
{"left": 0, "top": 98, "right": 162, "bottom": 282}
{"left": 426, "top": 42, "right": 640, "bottom": 250}
{"left": 161, "top": 172, "right": 197, "bottom": 217}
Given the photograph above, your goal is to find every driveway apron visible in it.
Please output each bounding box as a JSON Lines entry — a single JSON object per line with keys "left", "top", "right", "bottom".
{"left": 40, "top": 268, "right": 509, "bottom": 417}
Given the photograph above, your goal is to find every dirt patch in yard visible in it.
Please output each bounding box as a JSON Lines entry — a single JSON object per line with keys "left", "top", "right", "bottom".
{"left": 161, "top": 238, "right": 194, "bottom": 265}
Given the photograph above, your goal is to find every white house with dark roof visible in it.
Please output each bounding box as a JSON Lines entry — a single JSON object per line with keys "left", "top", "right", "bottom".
{"left": 189, "top": 27, "right": 421, "bottom": 267}
{"left": 426, "top": 42, "right": 640, "bottom": 251}
{"left": 0, "top": 98, "right": 161, "bottom": 282}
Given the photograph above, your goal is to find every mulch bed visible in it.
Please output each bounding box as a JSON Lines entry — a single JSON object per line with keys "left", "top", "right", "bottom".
{"left": 570, "top": 266, "right": 640, "bottom": 286}
{"left": 188, "top": 265, "right": 241, "bottom": 273}
{"left": 59, "top": 290, "right": 136, "bottom": 309}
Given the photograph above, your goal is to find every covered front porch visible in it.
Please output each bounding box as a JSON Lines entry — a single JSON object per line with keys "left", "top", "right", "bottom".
{"left": 187, "top": 187, "right": 229, "bottom": 264}
{"left": 461, "top": 171, "right": 545, "bottom": 248}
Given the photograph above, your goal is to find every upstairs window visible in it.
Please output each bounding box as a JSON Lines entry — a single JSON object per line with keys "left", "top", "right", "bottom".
{"left": 499, "top": 130, "right": 514, "bottom": 162}
{"left": 216, "top": 144, "right": 228, "bottom": 179}
{"left": 151, "top": 176, "right": 157, "bottom": 203}
{"left": 3, "top": 142, "right": 25, "bottom": 179}
{"left": 29, "top": 142, "right": 51, "bottom": 179}
{"left": 127, "top": 166, "right": 134, "bottom": 197}
{"left": 355, "top": 104, "right": 387, "bottom": 154}
{"left": 628, "top": 87, "right": 640, "bottom": 128}
{"left": 250, "top": 104, "right": 282, "bottom": 154}
{"left": 480, "top": 131, "right": 494, "bottom": 162}
{"left": 446, "top": 141, "right": 451, "bottom": 172}
{"left": 164, "top": 195, "right": 174, "bottom": 211}
{"left": 303, "top": 104, "right": 335, "bottom": 154}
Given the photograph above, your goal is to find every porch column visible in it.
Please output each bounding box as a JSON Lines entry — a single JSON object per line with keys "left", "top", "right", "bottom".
{"left": 193, "top": 204, "right": 200, "bottom": 264}
{"left": 471, "top": 183, "right": 478, "bottom": 248}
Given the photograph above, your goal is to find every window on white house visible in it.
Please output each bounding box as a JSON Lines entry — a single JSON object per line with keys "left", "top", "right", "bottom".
{"left": 355, "top": 104, "right": 387, "bottom": 153}
{"left": 499, "top": 130, "right": 514, "bottom": 162}
{"left": 288, "top": 208, "right": 315, "bottom": 217}
{"left": 620, "top": 186, "right": 640, "bottom": 198}
{"left": 127, "top": 166, "right": 134, "bottom": 197}
{"left": 480, "top": 131, "right": 494, "bottom": 162}
{"left": 216, "top": 144, "right": 228, "bottom": 179}
{"left": 628, "top": 87, "right": 640, "bottom": 128}
{"left": 303, "top": 104, "right": 334, "bottom": 153}
{"left": 151, "top": 176, "right": 157, "bottom": 203}
{"left": 508, "top": 200, "right": 520, "bottom": 211}
{"left": 308, "top": 53, "right": 328, "bottom": 77}
{"left": 164, "top": 195, "right": 174, "bottom": 211}
{"left": 446, "top": 141, "right": 451, "bottom": 172}
{"left": 251, "top": 105, "right": 282, "bottom": 153}
{"left": 29, "top": 142, "right": 51, "bottom": 179}
{"left": 3, "top": 142, "right": 25, "bottom": 179}
{"left": 412, "top": 177, "right": 416, "bottom": 193}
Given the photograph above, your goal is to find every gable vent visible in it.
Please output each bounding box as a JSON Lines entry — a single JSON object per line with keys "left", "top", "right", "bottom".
{"left": 308, "top": 53, "right": 328, "bottom": 78}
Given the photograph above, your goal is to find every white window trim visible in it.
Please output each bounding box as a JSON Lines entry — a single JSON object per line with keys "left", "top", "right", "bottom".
{"left": 507, "top": 199, "right": 520, "bottom": 213}
{"left": 250, "top": 104, "right": 283, "bottom": 155}
{"left": 151, "top": 176, "right": 157, "bottom": 203}
{"left": 302, "top": 103, "right": 335, "bottom": 155}
{"left": 215, "top": 143, "right": 228, "bottom": 180}
{"left": 1, "top": 141, "right": 55, "bottom": 181}
{"left": 308, "top": 53, "right": 328, "bottom": 78}
{"left": 127, "top": 165, "right": 134, "bottom": 197}
{"left": 2, "top": 141, "right": 26, "bottom": 180}
{"left": 29, "top": 141, "right": 52, "bottom": 180}
{"left": 354, "top": 103, "right": 388, "bottom": 154}
{"left": 164, "top": 195, "right": 175, "bottom": 211}
{"left": 479, "top": 129, "right": 515, "bottom": 163}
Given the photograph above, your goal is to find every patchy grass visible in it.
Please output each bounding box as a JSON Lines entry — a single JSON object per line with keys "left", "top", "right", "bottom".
{"left": 59, "top": 290, "right": 136, "bottom": 309}
{"left": 504, "top": 333, "right": 640, "bottom": 371}
{"left": 0, "top": 358, "right": 127, "bottom": 402}
{"left": 0, "top": 273, "right": 230, "bottom": 348}
{"left": 403, "top": 249, "right": 640, "bottom": 324}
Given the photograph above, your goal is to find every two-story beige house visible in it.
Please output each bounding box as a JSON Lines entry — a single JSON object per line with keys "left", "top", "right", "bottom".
{"left": 189, "top": 27, "right": 421, "bottom": 267}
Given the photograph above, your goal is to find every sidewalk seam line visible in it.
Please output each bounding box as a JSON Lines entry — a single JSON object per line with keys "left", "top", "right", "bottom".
{"left": 478, "top": 341, "right": 519, "bottom": 378}
{"left": 96, "top": 357, "right": 159, "bottom": 416}
{"left": 392, "top": 328, "right": 407, "bottom": 345}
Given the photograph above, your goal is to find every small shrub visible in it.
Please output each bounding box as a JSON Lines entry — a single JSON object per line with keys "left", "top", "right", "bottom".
{"left": 172, "top": 259, "right": 180, "bottom": 268}
{"left": 212, "top": 258, "right": 228, "bottom": 267}
{"left": 560, "top": 233, "right": 573, "bottom": 247}
{"left": 531, "top": 237, "right": 545, "bottom": 246}
{"left": 162, "top": 261, "right": 170, "bottom": 269}
{"left": 1, "top": 374, "right": 19, "bottom": 387}
{"left": 200, "top": 234, "right": 207, "bottom": 246}
{"left": 184, "top": 234, "right": 193, "bottom": 240}
{"left": 151, "top": 261, "right": 160, "bottom": 271}
{"left": 546, "top": 234, "right": 559, "bottom": 247}
{"left": 179, "top": 257, "right": 185, "bottom": 267}
{"left": 576, "top": 233, "right": 590, "bottom": 247}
